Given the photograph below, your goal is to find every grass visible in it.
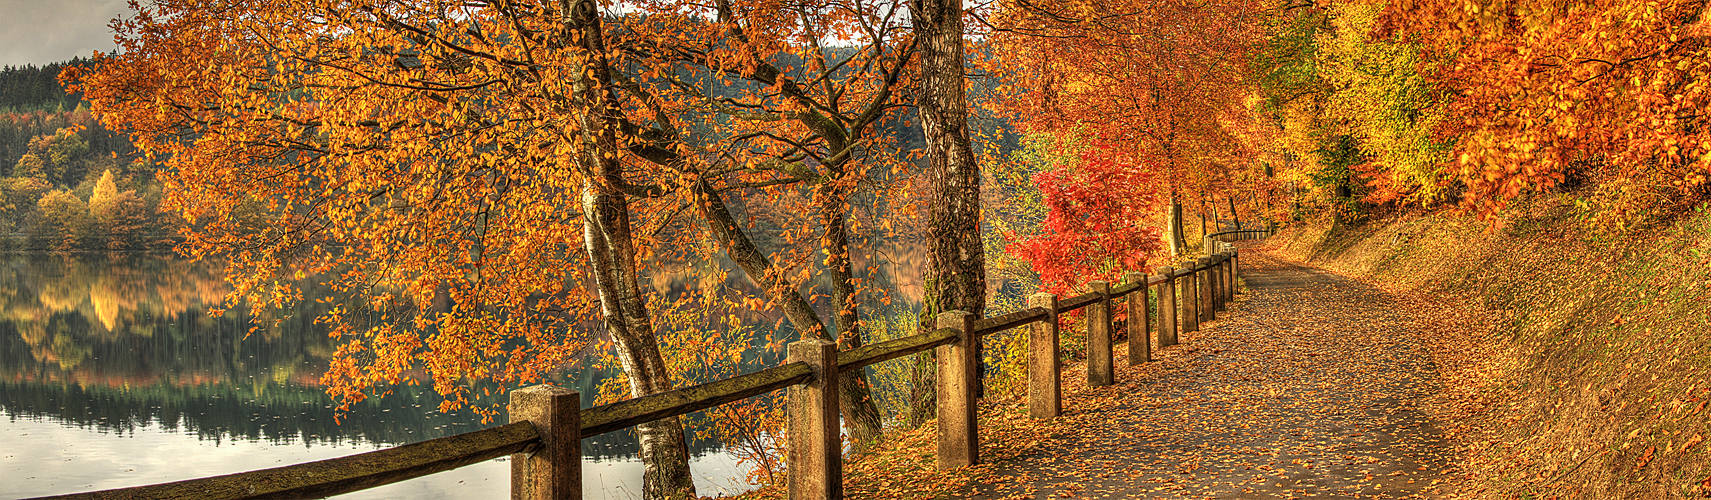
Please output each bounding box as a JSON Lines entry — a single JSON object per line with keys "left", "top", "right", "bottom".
{"left": 1267, "top": 194, "right": 1711, "bottom": 497}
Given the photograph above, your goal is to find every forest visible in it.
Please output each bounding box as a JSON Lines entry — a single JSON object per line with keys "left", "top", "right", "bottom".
{"left": 0, "top": 61, "right": 172, "bottom": 251}
{"left": 32, "top": 0, "right": 1711, "bottom": 497}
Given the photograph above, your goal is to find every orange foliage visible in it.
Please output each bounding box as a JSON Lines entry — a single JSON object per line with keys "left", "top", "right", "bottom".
{"left": 1373, "top": 0, "right": 1711, "bottom": 218}
{"left": 70, "top": 0, "right": 919, "bottom": 441}
{"left": 979, "top": 0, "right": 1271, "bottom": 276}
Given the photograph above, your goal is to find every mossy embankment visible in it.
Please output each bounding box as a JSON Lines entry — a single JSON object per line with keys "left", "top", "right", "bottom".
{"left": 1266, "top": 197, "right": 1711, "bottom": 497}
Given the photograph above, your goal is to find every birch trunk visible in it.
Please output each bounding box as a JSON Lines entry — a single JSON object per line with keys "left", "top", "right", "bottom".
{"left": 913, "top": 0, "right": 987, "bottom": 407}
{"left": 566, "top": 1, "right": 694, "bottom": 497}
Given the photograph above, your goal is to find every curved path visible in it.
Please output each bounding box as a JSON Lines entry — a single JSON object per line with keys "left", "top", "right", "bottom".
{"left": 955, "top": 250, "right": 1456, "bottom": 498}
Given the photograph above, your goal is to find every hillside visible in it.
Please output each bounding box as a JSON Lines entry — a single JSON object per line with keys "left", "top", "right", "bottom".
{"left": 1267, "top": 196, "right": 1711, "bottom": 497}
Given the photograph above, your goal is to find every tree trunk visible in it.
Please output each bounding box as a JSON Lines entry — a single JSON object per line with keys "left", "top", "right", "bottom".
{"left": 1198, "top": 195, "right": 1209, "bottom": 241}
{"left": 581, "top": 185, "right": 696, "bottom": 500}
{"left": 690, "top": 178, "right": 886, "bottom": 444}
{"left": 913, "top": 0, "right": 987, "bottom": 404}
{"left": 1166, "top": 194, "right": 1184, "bottom": 257}
{"left": 566, "top": 1, "right": 694, "bottom": 497}
{"left": 818, "top": 185, "right": 885, "bottom": 448}
{"left": 691, "top": 178, "right": 827, "bottom": 337}
{"left": 1228, "top": 192, "right": 1240, "bottom": 230}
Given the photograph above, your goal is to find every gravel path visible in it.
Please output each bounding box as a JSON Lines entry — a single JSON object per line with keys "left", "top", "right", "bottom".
{"left": 956, "top": 250, "right": 1456, "bottom": 498}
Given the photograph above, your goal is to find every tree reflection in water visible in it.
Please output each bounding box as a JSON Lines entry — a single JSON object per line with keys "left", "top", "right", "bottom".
{"left": 0, "top": 255, "right": 724, "bottom": 459}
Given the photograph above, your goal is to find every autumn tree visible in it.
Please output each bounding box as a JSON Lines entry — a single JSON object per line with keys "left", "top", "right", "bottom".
{"left": 1388, "top": 0, "right": 1711, "bottom": 224}
{"left": 980, "top": 0, "right": 1267, "bottom": 276}
{"left": 73, "top": 0, "right": 703, "bottom": 495}
{"left": 1005, "top": 140, "right": 1164, "bottom": 294}
{"left": 598, "top": 0, "right": 917, "bottom": 445}
{"left": 75, "top": 0, "right": 925, "bottom": 492}
{"left": 36, "top": 189, "right": 90, "bottom": 250}
{"left": 1250, "top": 0, "right": 1711, "bottom": 227}
{"left": 14, "top": 153, "right": 44, "bottom": 179}
{"left": 913, "top": 0, "right": 988, "bottom": 328}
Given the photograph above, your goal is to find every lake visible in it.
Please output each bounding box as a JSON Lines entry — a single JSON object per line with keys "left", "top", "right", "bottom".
{"left": 0, "top": 256, "right": 765, "bottom": 498}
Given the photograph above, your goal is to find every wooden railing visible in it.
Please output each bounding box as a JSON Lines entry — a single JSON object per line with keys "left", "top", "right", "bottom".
{"left": 41, "top": 227, "right": 1273, "bottom": 500}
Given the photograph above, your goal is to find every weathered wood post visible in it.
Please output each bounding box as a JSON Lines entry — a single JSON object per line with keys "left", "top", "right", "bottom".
{"left": 1209, "top": 256, "right": 1221, "bottom": 316}
{"left": 1181, "top": 263, "right": 1199, "bottom": 333}
{"left": 1158, "top": 267, "right": 1178, "bottom": 346}
{"left": 1223, "top": 252, "right": 1235, "bottom": 304}
{"left": 1215, "top": 253, "right": 1229, "bottom": 311}
{"left": 1199, "top": 258, "right": 1216, "bottom": 322}
{"left": 1211, "top": 253, "right": 1224, "bottom": 308}
{"left": 1086, "top": 281, "right": 1114, "bottom": 387}
{"left": 509, "top": 385, "right": 580, "bottom": 500}
{"left": 936, "top": 311, "right": 979, "bottom": 469}
{"left": 788, "top": 339, "right": 841, "bottom": 499}
{"left": 1206, "top": 255, "right": 1222, "bottom": 314}
{"left": 1232, "top": 248, "right": 1241, "bottom": 292}
{"left": 1027, "top": 292, "right": 1061, "bottom": 419}
{"left": 1123, "top": 272, "right": 1150, "bottom": 365}
{"left": 1211, "top": 255, "right": 1225, "bottom": 309}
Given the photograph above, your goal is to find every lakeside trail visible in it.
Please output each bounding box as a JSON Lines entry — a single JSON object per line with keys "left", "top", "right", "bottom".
{"left": 934, "top": 249, "right": 1462, "bottom": 498}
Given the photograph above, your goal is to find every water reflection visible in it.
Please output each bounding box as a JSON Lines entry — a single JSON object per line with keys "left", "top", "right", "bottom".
{"left": 0, "top": 255, "right": 746, "bottom": 498}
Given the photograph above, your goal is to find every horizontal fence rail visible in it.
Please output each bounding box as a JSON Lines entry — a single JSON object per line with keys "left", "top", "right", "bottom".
{"left": 39, "top": 423, "right": 542, "bottom": 500}
{"left": 45, "top": 224, "right": 1274, "bottom": 500}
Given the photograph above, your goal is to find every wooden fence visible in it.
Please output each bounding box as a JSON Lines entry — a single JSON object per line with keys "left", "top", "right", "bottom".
{"left": 40, "top": 227, "right": 1274, "bottom": 500}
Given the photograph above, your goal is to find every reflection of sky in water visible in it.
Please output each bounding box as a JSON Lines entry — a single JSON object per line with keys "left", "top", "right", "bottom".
{"left": 0, "top": 256, "right": 761, "bottom": 498}
{"left": 1, "top": 411, "right": 753, "bottom": 498}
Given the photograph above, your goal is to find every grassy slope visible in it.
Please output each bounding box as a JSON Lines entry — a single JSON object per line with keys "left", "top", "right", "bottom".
{"left": 1268, "top": 195, "right": 1711, "bottom": 498}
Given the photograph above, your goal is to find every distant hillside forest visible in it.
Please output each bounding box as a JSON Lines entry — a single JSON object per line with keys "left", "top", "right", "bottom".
{"left": 0, "top": 60, "right": 175, "bottom": 251}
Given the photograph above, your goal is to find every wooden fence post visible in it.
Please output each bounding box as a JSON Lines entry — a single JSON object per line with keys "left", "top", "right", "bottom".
{"left": 1181, "top": 264, "right": 1199, "bottom": 333}
{"left": 1211, "top": 255, "right": 1225, "bottom": 309}
{"left": 1199, "top": 258, "right": 1215, "bottom": 322}
{"left": 1123, "top": 272, "right": 1149, "bottom": 365}
{"left": 1206, "top": 256, "right": 1221, "bottom": 314}
{"left": 1215, "top": 254, "right": 1228, "bottom": 311}
{"left": 1212, "top": 254, "right": 1223, "bottom": 308}
{"left": 1158, "top": 267, "right": 1178, "bottom": 347}
{"left": 509, "top": 385, "right": 580, "bottom": 500}
{"left": 1232, "top": 250, "right": 1241, "bottom": 292}
{"left": 1027, "top": 292, "right": 1061, "bottom": 419}
{"left": 936, "top": 311, "right": 979, "bottom": 469}
{"left": 1210, "top": 257, "right": 1221, "bottom": 316}
{"left": 1086, "top": 281, "right": 1114, "bottom": 387}
{"left": 788, "top": 339, "right": 841, "bottom": 499}
{"left": 1223, "top": 253, "right": 1235, "bottom": 304}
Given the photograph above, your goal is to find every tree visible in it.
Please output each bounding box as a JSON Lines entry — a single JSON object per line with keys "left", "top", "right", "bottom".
{"left": 14, "top": 153, "right": 44, "bottom": 179}
{"left": 74, "top": 0, "right": 916, "bottom": 493}
{"left": 1006, "top": 140, "right": 1163, "bottom": 294}
{"left": 912, "top": 0, "right": 987, "bottom": 339}
{"left": 36, "top": 189, "right": 90, "bottom": 250}
{"left": 44, "top": 127, "right": 90, "bottom": 184}
{"left": 563, "top": 1, "right": 696, "bottom": 493}
{"left": 980, "top": 0, "right": 1266, "bottom": 273}
{"left": 88, "top": 169, "right": 118, "bottom": 219}
{"left": 1252, "top": 0, "right": 1711, "bottom": 225}
{"left": 89, "top": 168, "right": 150, "bottom": 248}
{"left": 74, "top": 1, "right": 694, "bottom": 495}
{"left": 605, "top": 0, "right": 915, "bottom": 445}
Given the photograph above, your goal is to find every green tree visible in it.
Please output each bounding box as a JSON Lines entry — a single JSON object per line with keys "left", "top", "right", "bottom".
{"left": 45, "top": 128, "right": 90, "bottom": 185}
{"left": 36, "top": 189, "right": 92, "bottom": 250}
{"left": 14, "top": 154, "right": 44, "bottom": 178}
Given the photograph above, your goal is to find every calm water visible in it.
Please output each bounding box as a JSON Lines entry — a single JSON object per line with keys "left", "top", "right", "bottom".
{"left": 0, "top": 256, "right": 760, "bottom": 498}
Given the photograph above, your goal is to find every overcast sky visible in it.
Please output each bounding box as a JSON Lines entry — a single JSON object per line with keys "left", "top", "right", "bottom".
{"left": 0, "top": 0, "right": 131, "bottom": 67}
